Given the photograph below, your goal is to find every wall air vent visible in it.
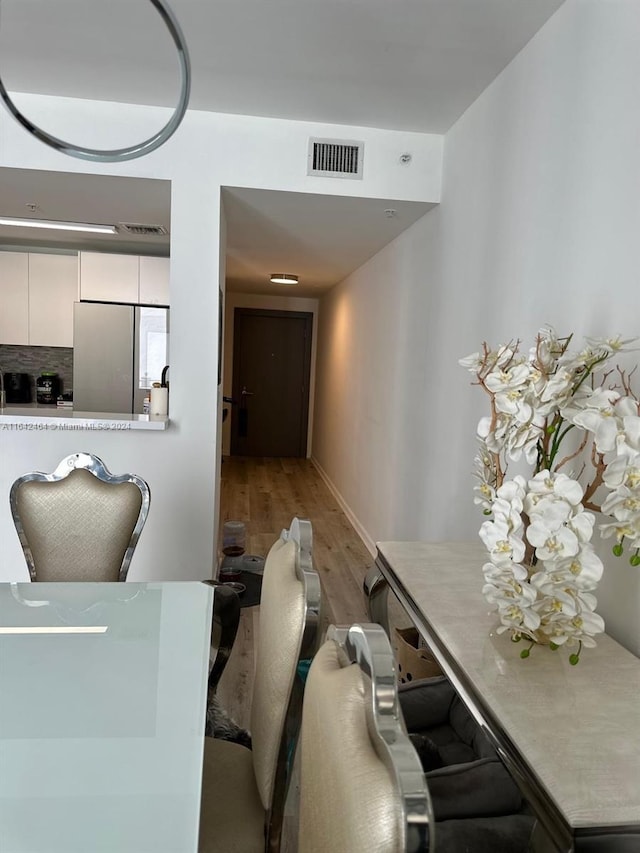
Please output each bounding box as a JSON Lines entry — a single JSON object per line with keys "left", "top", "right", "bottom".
{"left": 117, "top": 223, "right": 169, "bottom": 236}
{"left": 307, "top": 138, "right": 364, "bottom": 179}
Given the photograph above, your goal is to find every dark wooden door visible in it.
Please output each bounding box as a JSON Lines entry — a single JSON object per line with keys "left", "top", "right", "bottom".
{"left": 230, "top": 308, "right": 313, "bottom": 457}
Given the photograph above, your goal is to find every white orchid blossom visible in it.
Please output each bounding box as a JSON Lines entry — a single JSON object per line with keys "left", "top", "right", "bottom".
{"left": 462, "top": 328, "right": 640, "bottom": 661}
{"left": 495, "top": 475, "right": 527, "bottom": 507}
{"left": 601, "top": 486, "right": 640, "bottom": 521}
{"left": 612, "top": 398, "right": 640, "bottom": 458}
{"left": 538, "top": 367, "right": 575, "bottom": 409}
{"left": 564, "top": 388, "right": 620, "bottom": 453}
{"left": 473, "top": 448, "right": 497, "bottom": 512}
{"left": 504, "top": 415, "right": 546, "bottom": 464}
{"left": 459, "top": 344, "right": 518, "bottom": 374}
{"left": 538, "top": 608, "right": 605, "bottom": 648}
{"left": 600, "top": 519, "right": 640, "bottom": 543}
{"left": 479, "top": 517, "right": 526, "bottom": 566}
{"left": 530, "top": 550, "right": 603, "bottom": 593}
{"left": 584, "top": 335, "right": 640, "bottom": 354}
{"left": 526, "top": 522, "right": 579, "bottom": 561}
{"left": 526, "top": 470, "right": 584, "bottom": 506}
{"left": 603, "top": 452, "right": 640, "bottom": 490}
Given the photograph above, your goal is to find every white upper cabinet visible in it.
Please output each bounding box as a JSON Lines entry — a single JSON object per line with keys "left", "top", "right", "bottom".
{"left": 80, "top": 252, "right": 169, "bottom": 305}
{"left": 80, "top": 252, "right": 139, "bottom": 303}
{"left": 29, "top": 254, "right": 79, "bottom": 347}
{"left": 139, "top": 256, "right": 170, "bottom": 305}
{"left": 0, "top": 252, "right": 29, "bottom": 345}
{"left": 1, "top": 250, "right": 168, "bottom": 348}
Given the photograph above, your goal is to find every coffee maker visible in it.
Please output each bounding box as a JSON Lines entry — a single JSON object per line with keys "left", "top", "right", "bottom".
{"left": 3, "top": 373, "right": 32, "bottom": 404}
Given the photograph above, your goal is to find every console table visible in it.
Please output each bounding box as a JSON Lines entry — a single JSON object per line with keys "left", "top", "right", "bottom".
{"left": 367, "top": 541, "right": 640, "bottom": 852}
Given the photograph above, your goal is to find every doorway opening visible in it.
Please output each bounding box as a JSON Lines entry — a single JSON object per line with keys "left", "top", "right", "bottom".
{"left": 230, "top": 308, "right": 312, "bottom": 457}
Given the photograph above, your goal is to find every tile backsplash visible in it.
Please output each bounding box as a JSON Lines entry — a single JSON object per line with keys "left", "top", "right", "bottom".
{"left": 0, "top": 345, "right": 73, "bottom": 396}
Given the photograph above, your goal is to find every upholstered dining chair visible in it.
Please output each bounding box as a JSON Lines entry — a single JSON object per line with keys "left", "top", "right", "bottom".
{"left": 198, "top": 516, "right": 322, "bottom": 853}
{"left": 10, "top": 451, "right": 150, "bottom": 582}
{"left": 298, "top": 623, "right": 434, "bottom": 853}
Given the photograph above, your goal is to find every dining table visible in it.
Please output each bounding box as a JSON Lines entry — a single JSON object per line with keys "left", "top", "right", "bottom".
{"left": 0, "top": 581, "right": 214, "bottom": 853}
{"left": 367, "top": 541, "right": 640, "bottom": 853}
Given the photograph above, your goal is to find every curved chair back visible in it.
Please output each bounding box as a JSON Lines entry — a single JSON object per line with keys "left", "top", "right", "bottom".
{"left": 251, "top": 517, "right": 321, "bottom": 848}
{"left": 10, "top": 452, "right": 150, "bottom": 582}
{"left": 299, "top": 623, "right": 434, "bottom": 853}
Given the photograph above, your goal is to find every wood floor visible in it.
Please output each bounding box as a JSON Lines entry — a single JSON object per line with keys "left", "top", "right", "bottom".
{"left": 215, "top": 456, "right": 373, "bottom": 730}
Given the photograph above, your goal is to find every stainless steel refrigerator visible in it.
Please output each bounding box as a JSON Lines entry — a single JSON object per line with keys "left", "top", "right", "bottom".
{"left": 73, "top": 302, "right": 169, "bottom": 414}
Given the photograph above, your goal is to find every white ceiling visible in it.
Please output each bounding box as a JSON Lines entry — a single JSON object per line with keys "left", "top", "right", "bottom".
{"left": 0, "top": 0, "right": 565, "bottom": 295}
{"left": 223, "top": 188, "right": 433, "bottom": 297}
{"left": 0, "top": 168, "right": 171, "bottom": 256}
{"left": 0, "top": 0, "right": 564, "bottom": 134}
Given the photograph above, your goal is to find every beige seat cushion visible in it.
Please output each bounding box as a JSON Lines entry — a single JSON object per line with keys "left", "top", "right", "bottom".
{"left": 199, "top": 739, "right": 265, "bottom": 853}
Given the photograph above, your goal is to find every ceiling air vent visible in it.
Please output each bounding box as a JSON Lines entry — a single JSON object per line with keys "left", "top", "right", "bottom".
{"left": 117, "top": 222, "right": 169, "bottom": 236}
{"left": 307, "top": 138, "right": 364, "bottom": 179}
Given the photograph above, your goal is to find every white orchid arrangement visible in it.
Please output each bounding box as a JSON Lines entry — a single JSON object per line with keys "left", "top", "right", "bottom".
{"left": 460, "top": 327, "right": 640, "bottom": 663}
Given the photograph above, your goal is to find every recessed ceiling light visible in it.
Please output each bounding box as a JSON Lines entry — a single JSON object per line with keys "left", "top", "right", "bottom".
{"left": 270, "top": 273, "right": 299, "bottom": 285}
{"left": 0, "top": 216, "right": 118, "bottom": 234}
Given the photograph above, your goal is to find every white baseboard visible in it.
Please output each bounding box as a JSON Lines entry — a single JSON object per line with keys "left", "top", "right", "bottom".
{"left": 310, "top": 456, "right": 377, "bottom": 557}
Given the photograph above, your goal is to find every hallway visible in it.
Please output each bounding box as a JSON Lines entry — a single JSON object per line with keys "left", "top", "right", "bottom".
{"left": 215, "top": 456, "right": 373, "bottom": 729}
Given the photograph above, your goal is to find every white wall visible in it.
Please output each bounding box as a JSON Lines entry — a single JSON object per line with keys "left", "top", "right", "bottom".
{"left": 312, "top": 0, "right": 640, "bottom": 652}
{"left": 222, "top": 291, "right": 320, "bottom": 457}
{"left": 0, "top": 95, "right": 442, "bottom": 583}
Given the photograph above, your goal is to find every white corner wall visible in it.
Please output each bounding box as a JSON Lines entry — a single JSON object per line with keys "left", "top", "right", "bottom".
{"left": 312, "top": 0, "right": 640, "bottom": 653}
{"left": 0, "top": 95, "right": 441, "bottom": 583}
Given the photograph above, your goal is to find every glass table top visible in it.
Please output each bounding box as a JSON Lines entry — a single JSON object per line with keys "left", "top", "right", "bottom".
{"left": 0, "top": 582, "right": 213, "bottom": 853}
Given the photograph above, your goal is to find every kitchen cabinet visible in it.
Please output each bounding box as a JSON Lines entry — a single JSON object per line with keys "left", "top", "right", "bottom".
{"left": 80, "top": 252, "right": 169, "bottom": 306}
{"left": 0, "top": 252, "right": 29, "bottom": 345}
{"left": 0, "top": 251, "right": 79, "bottom": 347}
{"left": 139, "top": 256, "right": 170, "bottom": 305}
{"left": 29, "top": 254, "right": 79, "bottom": 347}
{"left": 80, "top": 252, "right": 139, "bottom": 303}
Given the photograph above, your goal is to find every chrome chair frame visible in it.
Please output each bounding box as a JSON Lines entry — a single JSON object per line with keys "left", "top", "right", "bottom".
{"left": 319, "top": 623, "right": 434, "bottom": 852}
{"left": 9, "top": 452, "right": 150, "bottom": 582}
{"left": 202, "top": 580, "right": 242, "bottom": 692}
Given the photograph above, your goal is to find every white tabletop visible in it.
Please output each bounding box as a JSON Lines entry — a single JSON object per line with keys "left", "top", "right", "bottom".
{"left": 0, "top": 582, "right": 212, "bottom": 853}
{"left": 376, "top": 541, "right": 640, "bottom": 841}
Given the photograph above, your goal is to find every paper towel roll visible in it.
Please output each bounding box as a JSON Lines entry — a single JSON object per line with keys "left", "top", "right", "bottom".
{"left": 150, "top": 386, "right": 168, "bottom": 416}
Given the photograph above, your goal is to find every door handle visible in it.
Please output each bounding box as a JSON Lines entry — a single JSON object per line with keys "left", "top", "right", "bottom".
{"left": 241, "top": 387, "right": 254, "bottom": 396}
